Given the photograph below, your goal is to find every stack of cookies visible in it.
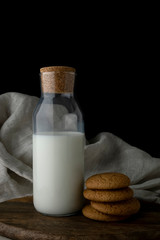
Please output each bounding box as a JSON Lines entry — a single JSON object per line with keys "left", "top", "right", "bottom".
{"left": 82, "top": 172, "right": 140, "bottom": 222}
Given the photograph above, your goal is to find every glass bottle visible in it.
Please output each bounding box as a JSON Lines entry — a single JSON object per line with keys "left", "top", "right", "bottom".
{"left": 33, "top": 66, "right": 85, "bottom": 216}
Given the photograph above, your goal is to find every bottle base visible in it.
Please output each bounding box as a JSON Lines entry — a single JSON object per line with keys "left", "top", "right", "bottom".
{"left": 35, "top": 208, "right": 82, "bottom": 217}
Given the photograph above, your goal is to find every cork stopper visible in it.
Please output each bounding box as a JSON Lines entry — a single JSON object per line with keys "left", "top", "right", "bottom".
{"left": 40, "top": 66, "right": 76, "bottom": 93}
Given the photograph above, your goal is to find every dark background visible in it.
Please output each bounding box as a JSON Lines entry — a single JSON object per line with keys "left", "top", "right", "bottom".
{"left": 0, "top": 4, "right": 159, "bottom": 157}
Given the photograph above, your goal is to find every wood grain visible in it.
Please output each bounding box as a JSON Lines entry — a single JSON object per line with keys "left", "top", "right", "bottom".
{"left": 0, "top": 197, "right": 160, "bottom": 240}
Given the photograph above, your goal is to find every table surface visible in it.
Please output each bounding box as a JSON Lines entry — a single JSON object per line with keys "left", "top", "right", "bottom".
{"left": 0, "top": 197, "right": 160, "bottom": 240}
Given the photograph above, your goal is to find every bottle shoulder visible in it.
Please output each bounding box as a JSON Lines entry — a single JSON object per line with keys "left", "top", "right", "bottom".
{"left": 33, "top": 96, "right": 83, "bottom": 118}
{"left": 33, "top": 96, "right": 84, "bottom": 133}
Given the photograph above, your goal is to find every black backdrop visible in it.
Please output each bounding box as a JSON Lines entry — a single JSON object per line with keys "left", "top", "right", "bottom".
{"left": 0, "top": 5, "right": 159, "bottom": 157}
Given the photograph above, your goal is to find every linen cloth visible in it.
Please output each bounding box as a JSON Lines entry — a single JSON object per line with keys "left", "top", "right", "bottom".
{"left": 0, "top": 92, "right": 160, "bottom": 203}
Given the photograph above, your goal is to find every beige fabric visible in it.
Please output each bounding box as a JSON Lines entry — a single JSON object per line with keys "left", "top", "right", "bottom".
{"left": 0, "top": 92, "right": 160, "bottom": 203}
{"left": 0, "top": 92, "right": 38, "bottom": 202}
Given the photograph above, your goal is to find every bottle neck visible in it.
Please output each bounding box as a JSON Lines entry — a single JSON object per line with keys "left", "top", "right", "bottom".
{"left": 41, "top": 92, "right": 74, "bottom": 98}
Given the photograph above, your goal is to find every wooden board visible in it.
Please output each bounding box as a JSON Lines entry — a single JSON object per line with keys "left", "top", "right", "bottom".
{"left": 0, "top": 197, "right": 160, "bottom": 240}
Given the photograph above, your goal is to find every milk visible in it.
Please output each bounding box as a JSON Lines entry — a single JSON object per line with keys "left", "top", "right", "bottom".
{"left": 33, "top": 132, "right": 84, "bottom": 216}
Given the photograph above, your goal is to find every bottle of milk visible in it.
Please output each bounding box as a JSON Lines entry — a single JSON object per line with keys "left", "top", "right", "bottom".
{"left": 33, "top": 66, "right": 85, "bottom": 216}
